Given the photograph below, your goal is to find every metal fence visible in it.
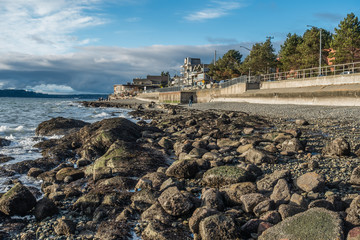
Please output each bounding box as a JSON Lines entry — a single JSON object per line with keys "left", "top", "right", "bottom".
{"left": 260, "top": 61, "right": 360, "bottom": 82}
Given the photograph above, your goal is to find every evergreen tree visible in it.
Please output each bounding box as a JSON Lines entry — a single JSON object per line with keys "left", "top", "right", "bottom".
{"left": 240, "top": 38, "right": 277, "bottom": 75}
{"left": 208, "top": 49, "right": 242, "bottom": 80}
{"left": 278, "top": 33, "right": 303, "bottom": 71}
{"left": 297, "top": 27, "right": 332, "bottom": 69}
{"left": 331, "top": 13, "right": 360, "bottom": 64}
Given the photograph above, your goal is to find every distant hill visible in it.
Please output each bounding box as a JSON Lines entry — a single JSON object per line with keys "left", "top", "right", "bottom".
{"left": 0, "top": 89, "right": 109, "bottom": 99}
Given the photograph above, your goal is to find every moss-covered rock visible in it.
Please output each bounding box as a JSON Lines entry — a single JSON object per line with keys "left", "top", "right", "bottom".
{"left": 202, "top": 166, "right": 254, "bottom": 188}
{"left": 259, "top": 208, "right": 344, "bottom": 240}
{"left": 0, "top": 183, "right": 36, "bottom": 216}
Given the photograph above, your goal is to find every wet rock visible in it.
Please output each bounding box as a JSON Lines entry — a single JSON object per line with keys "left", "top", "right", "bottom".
{"left": 295, "top": 172, "right": 325, "bottom": 192}
{"left": 54, "top": 218, "right": 76, "bottom": 236}
{"left": 202, "top": 166, "right": 254, "bottom": 188}
{"left": 199, "top": 214, "right": 241, "bottom": 240}
{"left": 141, "top": 202, "right": 174, "bottom": 224}
{"left": 36, "top": 117, "right": 89, "bottom": 136}
{"left": 0, "top": 138, "right": 11, "bottom": 147}
{"left": 158, "top": 137, "right": 174, "bottom": 150}
{"left": 322, "top": 137, "right": 351, "bottom": 157}
{"left": 142, "top": 221, "right": 191, "bottom": 240}
{"left": 259, "top": 208, "right": 344, "bottom": 240}
{"left": 136, "top": 172, "right": 167, "bottom": 190}
{"left": 73, "top": 193, "right": 101, "bottom": 214}
{"left": 0, "top": 154, "right": 14, "bottom": 163}
{"left": 165, "top": 160, "right": 199, "bottom": 179}
{"left": 95, "top": 220, "right": 130, "bottom": 240}
{"left": 221, "top": 182, "right": 257, "bottom": 206}
{"left": 240, "top": 193, "right": 267, "bottom": 213}
{"left": 131, "top": 189, "right": 159, "bottom": 211}
{"left": 201, "top": 188, "right": 224, "bottom": 211}
{"left": 27, "top": 167, "right": 44, "bottom": 178}
{"left": 34, "top": 197, "right": 58, "bottom": 220}
{"left": 0, "top": 183, "right": 36, "bottom": 216}
{"left": 158, "top": 187, "right": 193, "bottom": 216}
{"left": 56, "top": 167, "right": 84, "bottom": 182}
{"left": 189, "top": 207, "right": 218, "bottom": 234}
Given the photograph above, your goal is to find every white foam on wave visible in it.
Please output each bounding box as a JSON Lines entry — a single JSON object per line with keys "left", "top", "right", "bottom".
{"left": 0, "top": 125, "right": 29, "bottom": 133}
{"left": 93, "top": 112, "right": 110, "bottom": 118}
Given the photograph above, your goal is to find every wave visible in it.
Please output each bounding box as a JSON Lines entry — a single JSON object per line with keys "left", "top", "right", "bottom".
{"left": 0, "top": 125, "right": 27, "bottom": 133}
{"left": 93, "top": 112, "right": 110, "bottom": 118}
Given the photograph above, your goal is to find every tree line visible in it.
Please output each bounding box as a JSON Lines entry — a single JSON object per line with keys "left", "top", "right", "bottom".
{"left": 208, "top": 13, "right": 360, "bottom": 81}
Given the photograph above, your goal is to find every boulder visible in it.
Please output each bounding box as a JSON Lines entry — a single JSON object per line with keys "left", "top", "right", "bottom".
{"left": 54, "top": 218, "right": 76, "bottom": 236}
{"left": 0, "top": 183, "right": 36, "bottom": 216}
{"left": 243, "top": 148, "right": 275, "bottom": 165}
{"left": 189, "top": 207, "right": 218, "bottom": 234}
{"left": 202, "top": 166, "right": 254, "bottom": 188}
{"left": 282, "top": 138, "right": 304, "bottom": 152}
{"left": 142, "top": 221, "right": 190, "bottom": 240}
{"left": 348, "top": 227, "right": 360, "bottom": 240}
{"left": 322, "top": 137, "right": 351, "bottom": 157}
{"left": 199, "top": 214, "right": 241, "bottom": 240}
{"left": 259, "top": 208, "right": 344, "bottom": 240}
{"left": 295, "top": 172, "right": 325, "bottom": 192}
{"left": 34, "top": 197, "right": 58, "bottom": 220}
{"left": 95, "top": 220, "right": 130, "bottom": 240}
{"left": 350, "top": 166, "right": 360, "bottom": 185}
{"left": 158, "top": 137, "right": 174, "bottom": 150}
{"left": 295, "top": 119, "right": 309, "bottom": 126}
{"left": 174, "top": 141, "right": 193, "bottom": 156}
{"left": 236, "top": 144, "right": 254, "bottom": 154}
{"left": 216, "top": 138, "right": 240, "bottom": 148}
{"left": 278, "top": 203, "right": 306, "bottom": 219}
{"left": 55, "top": 167, "right": 84, "bottom": 182}
{"left": 73, "top": 193, "right": 101, "bottom": 214}
{"left": 259, "top": 210, "right": 282, "bottom": 225}
{"left": 141, "top": 202, "right": 174, "bottom": 224}
{"left": 270, "top": 178, "right": 291, "bottom": 205}
{"left": 253, "top": 200, "right": 275, "bottom": 217}
{"left": 257, "top": 170, "right": 291, "bottom": 192}
{"left": 165, "top": 160, "right": 199, "bottom": 179}
{"left": 36, "top": 117, "right": 89, "bottom": 136}
{"left": 221, "top": 182, "right": 257, "bottom": 206}
{"left": 201, "top": 188, "right": 224, "bottom": 211}
{"left": 346, "top": 196, "right": 360, "bottom": 226}
{"left": 158, "top": 187, "right": 193, "bottom": 216}
{"left": 27, "top": 167, "right": 44, "bottom": 178}
{"left": 240, "top": 193, "right": 267, "bottom": 213}
{"left": 131, "top": 189, "right": 159, "bottom": 211}
{"left": 136, "top": 172, "right": 167, "bottom": 191}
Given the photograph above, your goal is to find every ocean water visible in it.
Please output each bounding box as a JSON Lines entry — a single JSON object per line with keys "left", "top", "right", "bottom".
{"left": 0, "top": 98, "right": 132, "bottom": 192}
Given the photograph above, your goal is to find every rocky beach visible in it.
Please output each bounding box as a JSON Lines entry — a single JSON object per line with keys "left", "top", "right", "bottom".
{"left": 0, "top": 100, "right": 360, "bottom": 240}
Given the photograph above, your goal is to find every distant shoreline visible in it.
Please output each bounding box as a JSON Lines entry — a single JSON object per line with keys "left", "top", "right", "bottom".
{"left": 0, "top": 89, "right": 108, "bottom": 99}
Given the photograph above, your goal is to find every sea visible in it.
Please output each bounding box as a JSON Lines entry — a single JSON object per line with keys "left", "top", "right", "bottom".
{"left": 0, "top": 97, "right": 133, "bottom": 194}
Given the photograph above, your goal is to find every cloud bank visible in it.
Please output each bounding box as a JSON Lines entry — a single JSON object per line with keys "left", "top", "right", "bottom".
{"left": 0, "top": 44, "right": 247, "bottom": 93}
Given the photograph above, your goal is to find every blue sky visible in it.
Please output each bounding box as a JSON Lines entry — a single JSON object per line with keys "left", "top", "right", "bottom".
{"left": 0, "top": 0, "right": 358, "bottom": 93}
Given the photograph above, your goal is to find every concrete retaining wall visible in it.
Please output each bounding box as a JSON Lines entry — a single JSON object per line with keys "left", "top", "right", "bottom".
{"left": 136, "top": 92, "right": 160, "bottom": 102}
{"left": 261, "top": 73, "right": 360, "bottom": 89}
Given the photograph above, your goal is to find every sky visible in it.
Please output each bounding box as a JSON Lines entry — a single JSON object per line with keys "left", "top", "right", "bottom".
{"left": 0, "top": 0, "right": 359, "bottom": 94}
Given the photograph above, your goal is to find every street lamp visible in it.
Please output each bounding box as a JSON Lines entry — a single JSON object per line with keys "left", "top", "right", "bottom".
{"left": 307, "top": 25, "right": 322, "bottom": 76}
{"left": 240, "top": 46, "right": 251, "bottom": 82}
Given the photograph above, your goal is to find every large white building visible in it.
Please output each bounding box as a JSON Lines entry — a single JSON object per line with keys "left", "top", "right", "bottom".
{"left": 180, "top": 57, "right": 211, "bottom": 86}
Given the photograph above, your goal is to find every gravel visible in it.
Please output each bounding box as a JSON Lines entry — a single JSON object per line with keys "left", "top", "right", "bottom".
{"left": 185, "top": 102, "right": 360, "bottom": 120}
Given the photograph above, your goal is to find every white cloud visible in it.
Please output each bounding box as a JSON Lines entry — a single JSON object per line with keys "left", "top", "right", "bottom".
{"left": 184, "top": 0, "right": 246, "bottom": 21}
{"left": 28, "top": 84, "right": 75, "bottom": 94}
{"left": 0, "top": 0, "right": 105, "bottom": 55}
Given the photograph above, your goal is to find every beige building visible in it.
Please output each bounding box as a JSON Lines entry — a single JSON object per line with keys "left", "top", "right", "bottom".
{"left": 180, "top": 57, "right": 211, "bottom": 86}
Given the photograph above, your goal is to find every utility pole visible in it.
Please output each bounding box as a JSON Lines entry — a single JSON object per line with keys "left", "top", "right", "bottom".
{"left": 307, "top": 25, "right": 323, "bottom": 76}
{"left": 214, "top": 50, "right": 217, "bottom": 66}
